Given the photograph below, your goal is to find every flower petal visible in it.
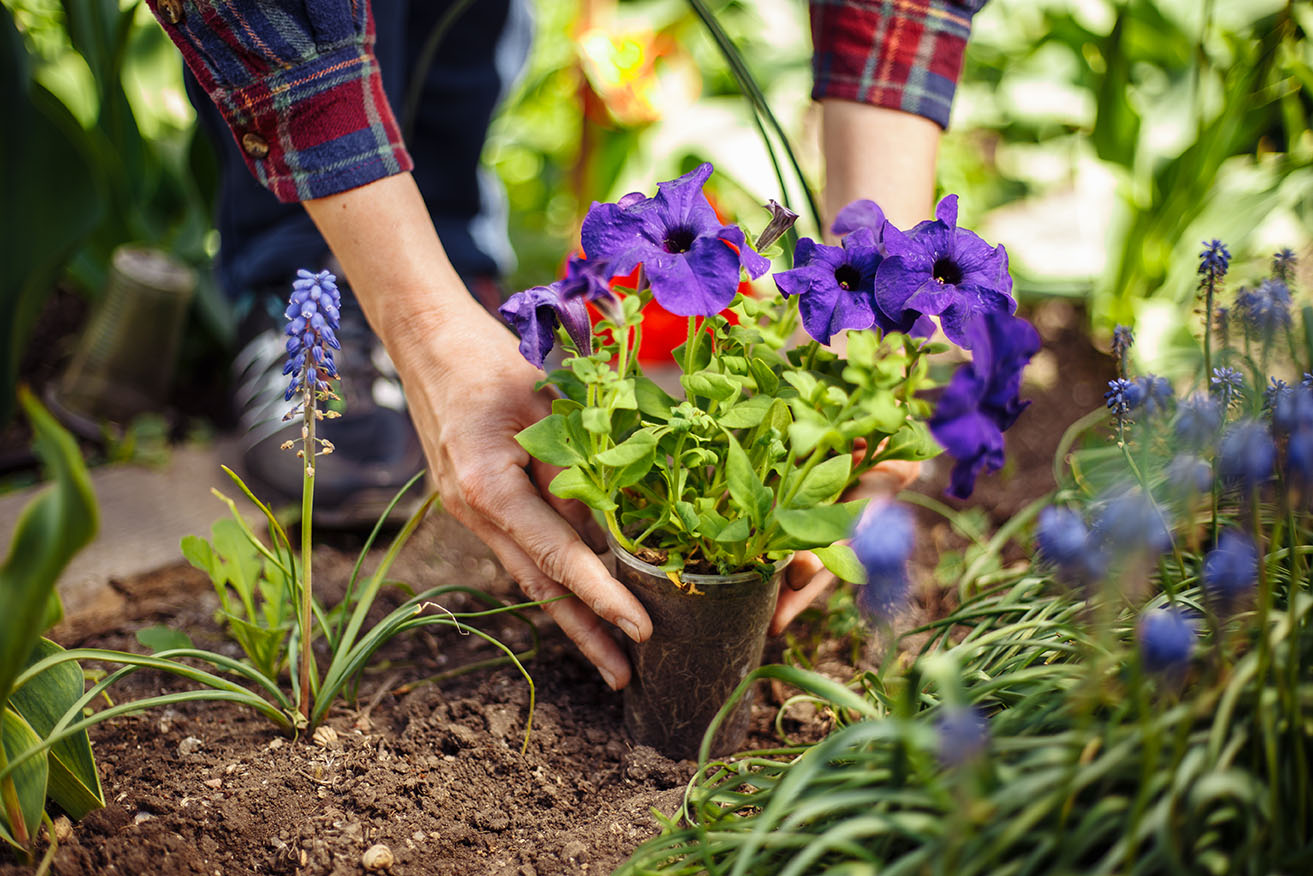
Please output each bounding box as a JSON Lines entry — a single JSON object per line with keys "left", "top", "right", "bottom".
{"left": 717, "top": 224, "right": 771, "bottom": 278}
{"left": 832, "top": 199, "right": 886, "bottom": 239}
{"left": 646, "top": 236, "right": 741, "bottom": 316}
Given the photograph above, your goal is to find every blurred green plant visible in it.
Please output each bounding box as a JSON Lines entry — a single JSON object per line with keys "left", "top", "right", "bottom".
{"left": 0, "top": 388, "right": 102, "bottom": 865}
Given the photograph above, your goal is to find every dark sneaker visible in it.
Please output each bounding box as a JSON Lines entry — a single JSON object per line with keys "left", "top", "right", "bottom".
{"left": 232, "top": 294, "right": 425, "bottom": 528}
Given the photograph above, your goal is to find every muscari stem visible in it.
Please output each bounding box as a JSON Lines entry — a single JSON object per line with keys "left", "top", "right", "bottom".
{"left": 298, "top": 357, "right": 316, "bottom": 723}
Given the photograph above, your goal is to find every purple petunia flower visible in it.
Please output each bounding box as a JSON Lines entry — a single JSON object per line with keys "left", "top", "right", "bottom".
{"left": 498, "top": 283, "right": 594, "bottom": 369}
{"left": 830, "top": 199, "right": 887, "bottom": 241}
{"left": 773, "top": 228, "right": 892, "bottom": 344}
{"left": 579, "top": 163, "right": 770, "bottom": 317}
{"left": 283, "top": 269, "right": 342, "bottom": 402}
{"left": 874, "top": 195, "right": 1015, "bottom": 348}
{"left": 929, "top": 311, "right": 1041, "bottom": 499}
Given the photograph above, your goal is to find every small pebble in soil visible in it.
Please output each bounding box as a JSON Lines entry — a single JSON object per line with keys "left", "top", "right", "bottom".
{"left": 177, "top": 736, "right": 203, "bottom": 756}
{"left": 133, "top": 811, "right": 155, "bottom": 825}
{"left": 362, "top": 843, "right": 395, "bottom": 870}
{"left": 51, "top": 815, "right": 73, "bottom": 842}
{"left": 312, "top": 725, "right": 340, "bottom": 748}
{"left": 268, "top": 737, "right": 284, "bottom": 750}
{"left": 562, "top": 840, "right": 588, "bottom": 863}
{"left": 203, "top": 778, "right": 222, "bottom": 789}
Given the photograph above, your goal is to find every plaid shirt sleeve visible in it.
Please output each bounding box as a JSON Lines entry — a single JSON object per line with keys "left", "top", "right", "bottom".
{"left": 145, "top": 0, "right": 412, "bottom": 203}
{"left": 810, "top": 0, "right": 987, "bottom": 129}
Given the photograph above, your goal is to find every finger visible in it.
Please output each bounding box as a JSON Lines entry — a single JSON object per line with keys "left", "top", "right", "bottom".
{"left": 462, "top": 462, "right": 652, "bottom": 641}
{"left": 476, "top": 525, "right": 634, "bottom": 690}
{"left": 784, "top": 550, "right": 825, "bottom": 591}
{"left": 845, "top": 458, "right": 922, "bottom": 501}
{"left": 531, "top": 458, "right": 608, "bottom": 552}
{"left": 771, "top": 561, "right": 838, "bottom": 636}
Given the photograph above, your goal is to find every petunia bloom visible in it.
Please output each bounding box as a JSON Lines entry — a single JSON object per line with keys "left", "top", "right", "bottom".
{"left": 773, "top": 228, "right": 883, "bottom": 344}
{"left": 579, "top": 162, "right": 770, "bottom": 317}
{"left": 498, "top": 283, "right": 594, "bottom": 369}
{"left": 830, "top": 199, "right": 886, "bottom": 241}
{"left": 929, "top": 311, "right": 1041, "bottom": 498}
{"left": 874, "top": 195, "right": 1015, "bottom": 348}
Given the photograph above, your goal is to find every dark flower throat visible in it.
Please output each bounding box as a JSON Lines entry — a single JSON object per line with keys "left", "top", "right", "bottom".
{"left": 664, "top": 227, "right": 696, "bottom": 254}
{"left": 834, "top": 264, "right": 861, "bottom": 291}
{"left": 933, "top": 256, "right": 963, "bottom": 286}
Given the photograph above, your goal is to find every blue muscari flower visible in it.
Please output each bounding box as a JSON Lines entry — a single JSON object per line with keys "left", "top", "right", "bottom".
{"left": 851, "top": 502, "right": 914, "bottom": 620}
{"left": 1236, "top": 278, "right": 1292, "bottom": 337}
{"left": 1035, "top": 507, "right": 1105, "bottom": 584}
{"left": 1111, "top": 324, "right": 1134, "bottom": 359}
{"left": 1215, "top": 306, "right": 1231, "bottom": 347}
{"left": 1091, "top": 488, "right": 1173, "bottom": 557}
{"left": 1137, "top": 607, "right": 1195, "bottom": 675}
{"left": 1263, "top": 377, "right": 1292, "bottom": 416}
{"left": 1274, "top": 385, "right": 1313, "bottom": 435}
{"left": 1210, "top": 367, "right": 1244, "bottom": 408}
{"left": 1132, "top": 375, "right": 1174, "bottom": 419}
{"left": 1174, "top": 394, "right": 1222, "bottom": 447}
{"left": 1303, "top": 373, "right": 1313, "bottom": 390}
{"left": 1202, "top": 529, "right": 1258, "bottom": 612}
{"left": 1105, "top": 378, "right": 1142, "bottom": 420}
{"left": 936, "top": 705, "right": 989, "bottom": 767}
{"left": 283, "top": 269, "right": 342, "bottom": 402}
{"left": 1286, "top": 429, "right": 1313, "bottom": 490}
{"left": 1273, "top": 248, "right": 1296, "bottom": 283}
{"left": 1165, "top": 454, "right": 1212, "bottom": 497}
{"left": 1217, "top": 419, "right": 1275, "bottom": 489}
{"left": 1199, "top": 239, "right": 1231, "bottom": 279}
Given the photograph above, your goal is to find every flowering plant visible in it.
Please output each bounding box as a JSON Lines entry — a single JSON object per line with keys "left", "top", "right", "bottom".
{"left": 501, "top": 163, "right": 1036, "bottom": 578}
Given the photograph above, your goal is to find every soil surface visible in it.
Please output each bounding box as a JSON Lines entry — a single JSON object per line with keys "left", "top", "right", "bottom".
{"left": 1, "top": 303, "right": 1113, "bottom": 875}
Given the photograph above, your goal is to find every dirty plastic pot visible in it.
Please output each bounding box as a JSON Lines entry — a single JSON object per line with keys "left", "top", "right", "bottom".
{"left": 611, "top": 537, "right": 788, "bottom": 760}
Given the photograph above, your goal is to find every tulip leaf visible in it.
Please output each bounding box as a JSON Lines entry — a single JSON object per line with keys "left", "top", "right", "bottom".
{"left": 515, "top": 414, "right": 586, "bottom": 468}
{"left": 0, "top": 707, "right": 48, "bottom": 850}
{"left": 9, "top": 639, "right": 103, "bottom": 820}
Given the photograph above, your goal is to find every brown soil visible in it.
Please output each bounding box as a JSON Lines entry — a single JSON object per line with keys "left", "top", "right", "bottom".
{"left": 0, "top": 304, "right": 1113, "bottom": 875}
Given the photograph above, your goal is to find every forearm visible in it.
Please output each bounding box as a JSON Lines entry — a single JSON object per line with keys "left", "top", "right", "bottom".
{"left": 820, "top": 100, "right": 940, "bottom": 233}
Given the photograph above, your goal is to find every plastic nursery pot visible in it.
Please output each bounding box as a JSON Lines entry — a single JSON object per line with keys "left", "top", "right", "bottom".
{"left": 610, "top": 536, "right": 788, "bottom": 760}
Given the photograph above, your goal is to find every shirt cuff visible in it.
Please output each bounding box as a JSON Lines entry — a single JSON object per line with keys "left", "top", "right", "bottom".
{"left": 810, "top": 0, "right": 981, "bottom": 130}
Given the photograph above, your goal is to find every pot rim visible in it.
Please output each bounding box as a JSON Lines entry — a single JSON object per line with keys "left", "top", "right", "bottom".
{"left": 606, "top": 533, "right": 792, "bottom": 585}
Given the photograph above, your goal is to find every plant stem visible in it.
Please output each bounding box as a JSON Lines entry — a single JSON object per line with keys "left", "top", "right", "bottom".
{"left": 298, "top": 363, "right": 316, "bottom": 723}
{"left": 0, "top": 739, "right": 30, "bottom": 850}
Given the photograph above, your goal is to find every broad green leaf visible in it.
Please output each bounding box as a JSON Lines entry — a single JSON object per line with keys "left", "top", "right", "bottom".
{"left": 223, "top": 615, "right": 285, "bottom": 679}
{"left": 681, "top": 371, "right": 738, "bottom": 402}
{"left": 180, "top": 534, "right": 218, "bottom": 579}
{"left": 0, "top": 707, "right": 47, "bottom": 849}
{"left": 0, "top": 390, "right": 98, "bottom": 703}
{"left": 596, "top": 430, "right": 657, "bottom": 466}
{"left": 696, "top": 508, "right": 729, "bottom": 540}
{"left": 548, "top": 467, "right": 617, "bottom": 511}
{"left": 788, "top": 455, "right": 851, "bottom": 509}
{"left": 725, "top": 433, "right": 772, "bottom": 528}
{"left": 811, "top": 544, "right": 864, "bottom": 583}
{"left": 782, "top": 371, "right": 820, "bottom": 402}
{"left": 713, "top": 518, "right": 752, "bottom": 544}
{"left": 212, "top": 518, "right": 260, "bottom": 604}
{"left": 775, "top": 502, "right": 866, "bottom": 547}
{"left": 582, "top": 407, "right": 611, "bottom": 435}
{"left": 876, "top": 420, "right": 942, "bottom": 462}
{"left": 788, "top": 419, "right": 837, "bottom": 457}
{"left": 135, "top": 626, "right": 195, "bottom": 653}
{"left": 611, "top": 379, "right": 637, "bottom": 410}
{"left": 515, "top": 414, "right": 585, "bottom": 467}
{"left": 634, "top": 377, "right": 678, "bottom": 420}
{"left": 10, "top": 639, "right": 103, "bottom": 820}
{"left": 749, "top": 358, "right": 779, "bottom": 395}
{"left": 719, "top": 395, "right": 773, "bottom": 429}
{"left": 764, "top": 398, "right": 793, "bottom": 434}
{"left": 674, "top": 501, "right": 700, "bottom": 534}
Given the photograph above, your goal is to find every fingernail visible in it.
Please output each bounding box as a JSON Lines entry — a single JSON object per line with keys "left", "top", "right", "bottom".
{"left": 618, "top": 617, "right": 642, "bottom": 642}
{"left": 599, "top": 666, "right": 620, "bottom": 690}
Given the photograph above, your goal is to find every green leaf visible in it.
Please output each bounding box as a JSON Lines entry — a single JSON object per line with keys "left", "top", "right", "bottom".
{"left": 674, "top": 501, "right": 700, "bottom": 534}
{"left": 596, "top": 430, "right": 657, "bottom": 466}
{"left": 0, "top": 707, "right": 47, "bottom": 849}
{"left": 581, "top": 407, "right": 611, "bottom": 435}
{"left": 681, "top": 371, "right": 738, "bottom": 402}
{"left": 548, "top": 467, "right": 617, "bottom": 511}
{"left": 611, "top": 379, "right": 637, "bottom": 410}
{"left": 782, "top": 371, "right": 820, "bottom": 402}
{"left": 9, "top": 639, "right": 103, "bottom": 820}
{"left": 0, "top": 390, "right": 98, "bottom": 704}
{"left": 774, "top": 502, "right": 865, "bottom": 547}
{"left": 749, "top": 358, "right": 780, "bottom": 395}
{"left": 135, "top": 626, "right": 195, "bottom": 653}
{"left": 719, "top": 395, "right": 774, "bottom": 429}
{"left": 634, "top": 377, "right": 678, "bottom": 420}
{"left": 811, "top": 544, "right": 864, "bottom": 583}
{"left": 877, "top": 420, "right": 942, "bottom": 462}
{"left": 713, "top": 517, "right": 752, "bottom": 544}
{"left": 725, "top": 433, "right": 772, "bottom": 528}
{"left": 788, "top": 419, "right": 836, "bottom": 457}
{"left": 788, "top": 455, "right": 851, "bottom": 508}
{"left": 515, "top": 414, "right": 585, "bottom": 467}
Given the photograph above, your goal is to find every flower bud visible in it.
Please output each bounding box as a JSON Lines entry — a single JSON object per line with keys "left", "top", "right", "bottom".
{"left": 755, "top": 199, "right": 799, "bottom": 251}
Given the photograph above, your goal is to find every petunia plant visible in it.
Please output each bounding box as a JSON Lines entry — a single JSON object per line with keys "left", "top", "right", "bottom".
{"left": 500, "top": 163, "right": 1035, "bottom": 578}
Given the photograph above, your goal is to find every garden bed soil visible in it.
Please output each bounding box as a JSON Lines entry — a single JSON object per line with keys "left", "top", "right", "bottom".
{"left": 1, "top": 301, "right": 1114, "bottom": 875}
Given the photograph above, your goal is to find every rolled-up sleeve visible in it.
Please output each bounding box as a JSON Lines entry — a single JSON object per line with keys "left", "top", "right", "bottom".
{"left": 810, "top": 0, "right": 986, "bottom": 129}
{"left": 146, "top": 0, "right": 413, "bottom": 202}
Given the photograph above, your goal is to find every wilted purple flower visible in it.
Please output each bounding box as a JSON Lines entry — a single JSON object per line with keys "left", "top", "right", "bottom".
{"left": 929, "top": 312, "right": 1041, "bottom": 499}
{"left": 1210, "top": 367, "right": 1245, "bottom": 407}
{"left": 774, "top": 228, "right": 889, "bottom": 344}
{"left": 755, "top": 199, "right": 799, "bottom": 251}
{"left": 499, "top": 283, "right": 594, "bottom": 369}
{"left": 830, "top": 199, "right": 886, "bottom": 240}
{"left": 1273, "top": 248, "right": 1296, "bottom": 283}
{"left": 580, "top": 163, "right": 769, "bottom": 316}
{"left": 1174, "top": 395, "right": 1222, "bottom": 447}
{"left": 1133, "top": 375, "right": 1174, "bottom": 419}
{"left": 874, "top": 195, "right": 1015, "bottom": 348}
{"left": 851, "top": 502, "right": 914, "bottom": 620}
{"left": 1138, "top": 607, "right": 1195, "bottom": 675}
{"left": 1202, "top": 529, "right": 1258, "bottom": 612}
{"left": 1035, "top": 506, "right": 1105, "bottom": 584}
{"left": 936, "top": 705, "right": 989, "bottom": 766}
{"left": 1235, "top": 279, "right": 1292, "bottom": 338}
{"left": 1112, "top": 324, "right": 1134, "bottom": 375}
{"left": 1217, "top": 420, "right": 1275, "bottom": 489}
{"left": 1091, "top": 488, "right": 1173, "bottom": 556}
{"left": 1199, "top": 239, "right": 1231, "bottom": 280}
{"left": 283, "top": 269, "right": 342, "bottom": 401}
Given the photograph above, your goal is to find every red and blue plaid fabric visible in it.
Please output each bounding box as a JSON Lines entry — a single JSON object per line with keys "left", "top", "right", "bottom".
{"left": 810, "top": 0, "right": 985, "bottom": 129}
{"left": 145, "top": 0, "right": 413, "bottom": 203}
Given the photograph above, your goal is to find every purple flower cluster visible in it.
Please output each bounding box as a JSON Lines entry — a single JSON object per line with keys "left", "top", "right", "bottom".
{"left": 1138, "top": 607, "right": 1195, "bottom": 676}
{"left": 851, "top": 502, "right": 914, "bottom": 621}
{"left": 284, "top": 269, "right": 342, "bottom": 402}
